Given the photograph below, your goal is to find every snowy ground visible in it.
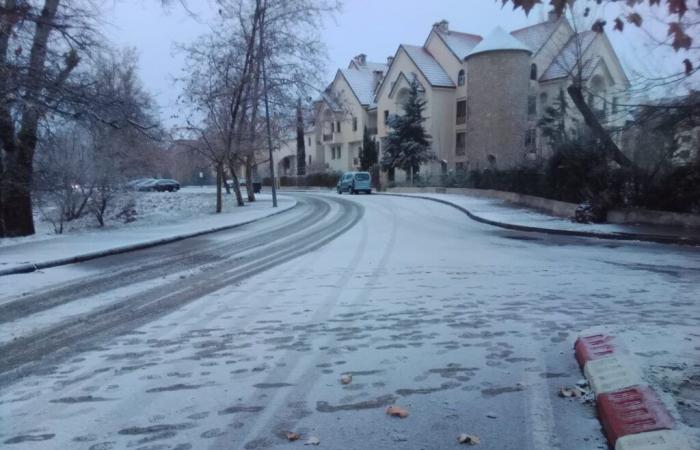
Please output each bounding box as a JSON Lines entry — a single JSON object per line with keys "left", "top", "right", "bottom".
{"left": 0, "top": 193, "right": 698, "bottom": 449}
{"left": 393, "top": 193, "right": 697, "bottom": 237}
{"left": 0, "top": 188, "right": 295, "bottom": 272}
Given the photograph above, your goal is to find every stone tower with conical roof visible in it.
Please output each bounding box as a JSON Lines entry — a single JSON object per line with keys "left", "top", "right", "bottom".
{"left": 464, "top": 27, "right": 532, "bottom": 170}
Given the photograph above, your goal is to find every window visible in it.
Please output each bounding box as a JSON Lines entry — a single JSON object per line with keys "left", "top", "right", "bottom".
{"left": 612, "top": 97, "right": 619, "bottom": 114}
{"left": 336, "top": 145, "right": 342, "bottom": 159}
{"left": 455, "top": 162, "right": 466, "bottom": 173}
{"left": 456, "top": 132, "right": 466, "bottom": 156}
{"left": 540, "top": 92, "right": 548, "bottom": 107}
{"left": 530, "top": 63, "right": 537, "bottom": 81}
{"left": 456, "top": 100, "right": 466, "bottom": 125}
{"left": 528, "top": 96, "right": 537, "bottom": 116}
{"left": 308, "top": 137, "right": 311, "bottom": 146}
{"left": 336, "top": 121, "right": 341, "bottom": 133}
{"left": 525, "top": 129, "right": 536, "bottom": 147}
{"left": 353, "top": 117, "right": 358, "bottom": 132}
{"left": 383, "top": 110, "right": 389, "bottom": 125}
{"left": 457, "top": 69, "right": 465, "bottom": 86}
{"left": 308, "top": 155, "right": 312, "bottom": 165}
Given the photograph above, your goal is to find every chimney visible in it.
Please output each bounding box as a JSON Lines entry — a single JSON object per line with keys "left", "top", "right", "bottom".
{"left": 432, "top": 19, "right": 449, "bottom": 33}
{"left": 387, "top": 56, "right": 394, "bottom": 66}
{"left": 354, "top": 53, "right": 367, "bottom": 66}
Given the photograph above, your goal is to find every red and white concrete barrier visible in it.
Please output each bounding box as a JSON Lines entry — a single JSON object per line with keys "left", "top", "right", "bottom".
{"left": 574, "top": 332, "right": 694, "bottom": 450}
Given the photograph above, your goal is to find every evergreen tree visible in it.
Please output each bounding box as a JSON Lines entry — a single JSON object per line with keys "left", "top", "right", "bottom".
{"left": 380, "top": 79, "right": 434, "bottom": 184}
{"left": 359, "top": 126, "right": 378, "bottom": 171}
{"left": 539, "top": 88, "right": 576, "bottom": 147}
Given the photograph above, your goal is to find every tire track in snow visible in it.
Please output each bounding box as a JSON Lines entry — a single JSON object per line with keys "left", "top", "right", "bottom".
{"left": 0, "top": 195, "right": 363, "bottom": 388}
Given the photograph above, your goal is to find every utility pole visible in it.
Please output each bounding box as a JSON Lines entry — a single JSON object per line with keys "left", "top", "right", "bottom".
{"left": 258, "top": 0, "right": 277, "bottom": 207}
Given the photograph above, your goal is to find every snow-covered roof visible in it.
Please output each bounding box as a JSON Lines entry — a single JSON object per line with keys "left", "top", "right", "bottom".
{"left": 541, "top": 31, "right": 597, "bottom": 81}
{"left": 401, "top": 44, "right": 455, "bottom": 87}
{"left": 435, "top": 30, "right": 482, "bottom": 60}
{"left": 511, "top": 20, "right": 560, "bottom": 54}
{"left": 466, "top": 26, "right": 531, "bottom": 59}
{"left": 340, "top": 68, "right": 382, "bottom": 106}
{"left": 363, "top": 61, "right": 388, "bottom": 73}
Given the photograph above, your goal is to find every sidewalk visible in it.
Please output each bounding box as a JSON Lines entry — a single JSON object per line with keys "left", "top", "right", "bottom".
{"left": 0, "top": 194, "right": 296, "bottom": 276}
{"left": 386, "top": 192, "right": 700, "bottom": 245}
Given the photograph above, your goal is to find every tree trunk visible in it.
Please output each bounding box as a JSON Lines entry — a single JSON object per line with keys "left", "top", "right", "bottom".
{"left": 215, "top": 163, "right": 223, "bottom": 213}
{"left": 296, "top": 97, "right": 306, "bottom": 176}
{"left": 228, "top": 163, "right": 245, "bottom": 207}
{"left": 567, "top": 84, "right": 632, "bottom": 168}
{"left": 1, "top": 141, "right": 35, "bottom": 236}
{"left": 245, "top": 154, "right": 255, "bottom": 202}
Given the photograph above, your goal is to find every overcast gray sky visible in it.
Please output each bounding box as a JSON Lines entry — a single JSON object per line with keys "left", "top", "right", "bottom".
{"left": 100, "top": 0, "right": 691, "bottom": 127}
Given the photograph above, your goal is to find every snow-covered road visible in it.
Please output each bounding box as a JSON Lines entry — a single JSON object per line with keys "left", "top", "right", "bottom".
{"left": 0, "top": 193, "right": 698, "bottom": 449}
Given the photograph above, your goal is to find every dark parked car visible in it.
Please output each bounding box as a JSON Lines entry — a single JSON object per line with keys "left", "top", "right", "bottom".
{"left": 137, "top": 179, "right": 180, "bottom": 192}
{"left": 153, "top": 179, "right": 180, "bottom": 192}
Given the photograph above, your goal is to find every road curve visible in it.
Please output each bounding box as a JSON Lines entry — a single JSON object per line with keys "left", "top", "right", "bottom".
{"left": 0, "top": 194, "right": 363, "bottom": 387}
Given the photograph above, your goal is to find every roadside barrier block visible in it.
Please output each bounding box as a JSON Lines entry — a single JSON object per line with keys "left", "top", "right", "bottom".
{"left": 575, "top": 334, "right": 618, "bottom": 368}
{"left": 616, "top": 430, "right": 694, "bottom": 450}
{"left": 585, "top": 356, "right": 644, "bottom": 395}
{"left": 597, "top": 386, "right": 675, "bottom": 447}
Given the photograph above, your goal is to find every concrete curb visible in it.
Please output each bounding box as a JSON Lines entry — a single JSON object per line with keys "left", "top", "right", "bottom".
{"left": 0, "top": 202, "right": 297, "bottom": 277}
{"left": 379, "top": 193, "right": 700, "bottom": 246}
{"left": 574, "top": 331, "right": 695, "bottom": 450}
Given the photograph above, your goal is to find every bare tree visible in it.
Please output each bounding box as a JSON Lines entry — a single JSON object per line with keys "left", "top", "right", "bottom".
{"left": 0, "top": 0, "right": 102, "bottom": 237}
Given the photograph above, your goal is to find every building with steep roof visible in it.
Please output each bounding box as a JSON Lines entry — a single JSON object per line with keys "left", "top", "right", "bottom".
{"left": 310, "top": 15, "right": 629, "bottom": 176}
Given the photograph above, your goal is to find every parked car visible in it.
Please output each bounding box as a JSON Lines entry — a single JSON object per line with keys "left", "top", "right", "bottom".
{"left": 153, "top": 179, "right": 181, "bottom": 192}
{"left": 126, "top": 178, "right": 155, "bottom": 191}
{"left": 135, "top": 179, "right": 180, "bottom": 192}
{"left": 136, "top": 179, "right": 159, "bottom": 191}
{"left": 337, "top": 171, "right": 372, "bottom": 195}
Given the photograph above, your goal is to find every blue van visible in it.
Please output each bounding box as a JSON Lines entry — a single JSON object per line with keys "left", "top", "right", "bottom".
{"left": 337, "top": 171, "right": 372, "bottom": 195}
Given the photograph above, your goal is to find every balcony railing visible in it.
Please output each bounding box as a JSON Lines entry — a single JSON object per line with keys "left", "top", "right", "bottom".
{"left": 323, "top": 133, "right": 333, "bottom": 142}
{"left": 456, "top": 115, "right": 466, "bottom": 125}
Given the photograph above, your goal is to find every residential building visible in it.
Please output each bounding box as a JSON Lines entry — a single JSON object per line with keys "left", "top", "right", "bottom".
{"left": 310, "top": 15, "right": 629, "bottom": 180}
{"left": 314, "top": 54, "right": 388, "bottom": 172}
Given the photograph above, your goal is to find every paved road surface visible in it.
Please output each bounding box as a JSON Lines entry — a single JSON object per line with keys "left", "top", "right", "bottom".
{"left": 1, "top": 193, "right": 698, "bottom": 449}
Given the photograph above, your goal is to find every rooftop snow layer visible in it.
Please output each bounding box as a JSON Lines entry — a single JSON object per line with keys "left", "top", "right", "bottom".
{"left": 436, "top": 30, "right": 482, "bottom": 60}
{"left": 466, "top": 26, "right": 531, "bottom": 58}
{"left": 541, "top": 31, "right": 597, "bottom": 81}
{"left": 401, "top": 44, "right": 455, "bottom": 87}
{"left": 340, "top": 68, "right": 383, "bottom": 106}
{"left": 511, "top": 20, "right": 560, "bottom": 54}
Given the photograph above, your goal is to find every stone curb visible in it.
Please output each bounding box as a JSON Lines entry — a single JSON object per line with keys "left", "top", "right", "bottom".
{"left": 574, "top": 332, "right": 695, "bottom": 450}
{"left": 379, "top": 193, "right": 700, "bottom": 246}
{"left": 0, "top": 202, "right": 297, "bottom": 277}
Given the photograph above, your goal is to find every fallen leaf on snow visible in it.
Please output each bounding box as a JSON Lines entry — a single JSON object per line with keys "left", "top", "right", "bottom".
{"left": 340, "top": 374, "right": 352, "bottom": 385}
{"left": 559, "top": 386, "right": 585, "bottom": 398}
{"left": 385, "top": 405, "right": 409, "bottom": 418}
{"left": 286, "top": 432, "right": 300, "bottom": 441}
{"left": 304, "top": 436, "right": 320, "bottom": 445}
{"left": 458, "top": 433, "right": 481, "bottom": 445}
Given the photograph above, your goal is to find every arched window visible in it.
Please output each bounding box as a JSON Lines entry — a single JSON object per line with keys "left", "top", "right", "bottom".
{"left": 457, "top": 69, "right": 465, "bottom": 86}
{"left": 530, "top": 63, "right": 537, "bottom": 81}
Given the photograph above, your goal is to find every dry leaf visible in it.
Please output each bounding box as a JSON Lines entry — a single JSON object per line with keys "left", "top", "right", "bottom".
{"left": 458, "top": 433, "right": 481, "bottom": 445}
{"left": 385, "top": 405, "right": 409, "bottom": 418}
{"left": 340, "top": 374, "right": 352, "bottom": 385}
{"left": 559, "top": 386, "right": 585, "bottom": 398}
{"left": 304, "top": 436, "right": 320, "bottom": 446}
{"left": 286, "top": 432, "right": 300, "bottom": 441}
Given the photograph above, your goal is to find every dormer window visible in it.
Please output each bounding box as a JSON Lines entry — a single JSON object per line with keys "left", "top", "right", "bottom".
{"left": 458, "top": 69, "right": 465, "bottom": 86}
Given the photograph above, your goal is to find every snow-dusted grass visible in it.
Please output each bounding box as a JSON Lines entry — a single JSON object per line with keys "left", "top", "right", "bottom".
{"left": 1, "top": 186, "right": 257, "bottom": 248}
{"left": 0, "top": 188, "right": 295, "bottom": 271}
